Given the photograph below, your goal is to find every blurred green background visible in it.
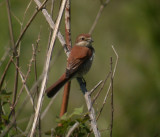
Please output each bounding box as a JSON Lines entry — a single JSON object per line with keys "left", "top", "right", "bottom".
{"left": 0, "top": 0, "right": 160, "bottom": 136}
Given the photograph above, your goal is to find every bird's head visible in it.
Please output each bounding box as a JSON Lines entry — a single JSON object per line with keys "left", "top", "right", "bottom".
{"left": 75, "top": 34, "right": 93, "bottom": 47}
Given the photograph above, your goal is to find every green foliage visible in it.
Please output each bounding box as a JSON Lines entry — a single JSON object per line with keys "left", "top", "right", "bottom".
{"left": 0, "top": 89, "right": 15, "bottom": 136}
{"left": 0, "top": 89, "right": 12, "bottom": 105}
{"left": 45, "top": 106, "right": 91, "bottom": 136}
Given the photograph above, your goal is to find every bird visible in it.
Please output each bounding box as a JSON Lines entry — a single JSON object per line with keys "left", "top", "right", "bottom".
{"left": 46, "top": 33, "right": 95, "bottom": 98}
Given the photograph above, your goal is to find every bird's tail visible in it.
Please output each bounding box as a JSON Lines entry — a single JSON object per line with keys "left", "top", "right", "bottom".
{"left": 46, "top": 73, "right": 70, "bottom": 98}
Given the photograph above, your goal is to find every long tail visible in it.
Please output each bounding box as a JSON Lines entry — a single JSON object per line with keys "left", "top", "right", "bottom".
{"left": 46, "top": 73, "right": 70, "bottom": 98}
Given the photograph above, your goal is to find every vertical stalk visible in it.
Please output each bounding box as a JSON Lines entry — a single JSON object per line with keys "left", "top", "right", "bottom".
{"left": 6, "top": 0, "right": 19, "bottom": 128}
{"left": 59, "top": 0, "right": 72, "bottom": 117}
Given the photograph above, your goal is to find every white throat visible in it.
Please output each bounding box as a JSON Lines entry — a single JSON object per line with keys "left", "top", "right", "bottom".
{"left": 76, "top": 41, "right": 90, "bottom": 47}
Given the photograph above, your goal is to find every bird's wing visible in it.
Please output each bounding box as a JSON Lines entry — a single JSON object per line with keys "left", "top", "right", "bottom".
{"left": 66, "top": 46, "right": 92, "bottom": 77}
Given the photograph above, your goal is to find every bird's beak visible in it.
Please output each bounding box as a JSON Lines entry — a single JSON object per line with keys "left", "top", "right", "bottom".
{"left": 87, "top": 38, "right": 94, "bottom": 43}
{"left": 91, "top": 39, "right": 94, "bottom": 43}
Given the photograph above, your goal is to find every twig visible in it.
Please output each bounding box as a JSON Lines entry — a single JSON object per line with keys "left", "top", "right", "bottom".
{"left": 6, "top": 0, "right": 20, "bottom": 124}
{"left": 33, "top": 43, "right": 39, "bottom": 97}
{"left": 60, "top": 0, "right": 72, "bottom": 118}
{"left": 92, "top": 71, "right": 111, "bottom": 105}
{"left": 103, "top": 46, "right": 118, "bottom": 106}
{"left": 0, "top": 0, "right": 47, "bottom": 92}
{"left": 29, "top": 0, "right": 68, "bottom": 136}
{"left": 33, "top": 34, "right": 41, "bottom": 137}
{"left": 40, "top": 49, "right": 63, "bottom": 119}
{"left": 47, "top": 0, "right": 55, "bottom": 50}
{"left": 23, "top": 0, "right": 33, "bottom": 23}
{"left": 64, "top": 0, "right": 72, "bottom": 51}
{"left": 0, "top": 46, "right": 11, "bottom": 67}
{"left": 33, "top": 0, "right": 68, "bottom": 53}
{"left": 6, "top": 0, "right": 18, "bottom": 108}
{"left": 0, "top": 87, "right": 38, "bottom": 137}
{"left": 25, "top": 114, "right": 34, "bottom": 134}
{"left": 0, "top": 64, "right": 48, "bottom": 136}
{"left": 15, "top": 0, "right": 48, "bottom": 50}
{"left": 8, "top": 41, "right": 40, "bottom": 118}
{"left": 66, "top": 122, "right": 79, "bottom": 137}
{"left": 11, "top": 11, "right": 22, "bottom": 26}
{"left": 41, "top": 94, "right": 57, "bottom": 119}
{"left": 6, "top": 0, "right": 15, "bottom": 52}
{"left": 97, "top": 45, "right": 118, "bottom": 120}
{"left": 10, "top": 1, "right": 33, "bottom": 120}
{"left": 60, "top": 82, "right": 71, "bottom": 117}
{"left": 9, "top": 58, "right": 34, "bottom": 111}
{"left": 110, "top": 57, "right": 114, "bottom": 137}
{"left": 0, "top": 59, "right": 12, "bottom": 90}
{"left": 77, "top": 78, "right": 101, "bottom": 137}
{"left": 89, "top": 80, "right": 103, "bottom": 95}
{"left": 89, "top": 0, "right": 110, "bottom": 34}
{"left": 41, "top": 0, "right": 56, "bottom": 120}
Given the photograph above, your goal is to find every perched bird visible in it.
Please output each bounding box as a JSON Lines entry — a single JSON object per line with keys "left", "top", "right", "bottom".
{"left": 46, "top": 34, "right": 94, "bottom": 98}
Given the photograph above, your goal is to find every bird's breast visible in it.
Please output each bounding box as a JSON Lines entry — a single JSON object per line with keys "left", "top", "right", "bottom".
{"left": 77, "top": 53, "right": 94, "bottom": 77}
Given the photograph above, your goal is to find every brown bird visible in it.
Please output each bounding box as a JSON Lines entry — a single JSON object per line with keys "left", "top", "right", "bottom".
{"left": 46, "top": 34, "right": 94, "bottom": 98}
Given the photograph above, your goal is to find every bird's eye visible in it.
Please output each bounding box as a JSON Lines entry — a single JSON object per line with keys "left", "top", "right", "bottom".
{"left": 81, "top": 37, "right": 85, "bottom": 40}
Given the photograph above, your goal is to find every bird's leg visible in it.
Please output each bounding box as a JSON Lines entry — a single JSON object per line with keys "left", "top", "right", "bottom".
{"left": 81, "top": 77, "right": 86, "bottom": 87}
{"left": 77, "top": 77, "right": 86, "bottom": 87}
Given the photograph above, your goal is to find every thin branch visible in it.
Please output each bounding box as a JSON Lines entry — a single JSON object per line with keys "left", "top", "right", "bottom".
{"left": 103, "top": 46, "right": 118, "bottom": 105}
{"left": 33, "top": 34, "right": 41, "bottom": 137}
{"left": 110, "top": 57, "right": 114, "bottom": 137}
{"left": 40, "top": 0, "right": 56, "bottom": 122}
{"left": 0, "top": 88, "right": 37, "bottom": 137}
{"left": 66, "top": 122, "right": 79, "bottom": 137}
{"left": 0, "top": 58, "right": 12, "bottom": 91}
{"left": 92, "top": 71, "right": 111, "bottom": 105}
{"left": 8, "top": 40, "right": 43, "bottom": 118}
{"left": 33, "top": 0, "right": 68, "bottom": 55}
{"left": 40, "top": 49, "right": 63, "bottom": 119}
{"left": 77, "top": 78, "right": 101, "bottom": 137}
{"left": 64, "top": 0, "right": 72, "bottom": 50}
{"left": 23, "top": 0, "right": 33, "bottom": 22}
{"left": 10, "top": 1, "right": 33, "bottom": 119}
{"left": 6, "top": 0, "right": 15, "bottom": 52}
{"left": 0, "top": 46, "right": 11, "bottom": 67}
{"left": 11, "top": 11, "right": 22, "bottom": 26}
{"left": 6, "top": 0, "right": 19, "bottom": 123}
{"left": 60, "top": 82, "right": 71, "bottom": 117}
{"left": 0, "top": 63, "right": 49, "bottom": 136}
{"left": 97, "top": 45, "right": 118, "bottom": 120}
{"left": 15, "top": 0, "right": 48, "bottom": 50}
{"left": 29, "top": 0, "right": 68, "bottom": 136}
{"left": 89, "top": 80, "right": 103, "bottom": 95}
{"left": 89, "top": 0, "right": 110, "bottom": 34}
{"left": 9, "top": 57, "right": 35, "bottom": 112}
{"left": 47, "top": 0, "right": 55, "bottom": 50}
{"left": 25, "top": 114, "right": 34, "bottom": 134}
{"left": 0, "top": 0, "right": 47, "bottom": 92}
{"left": 60, "top": 0, "right": 72, "bottom": 118}
{"left": 40, "top": 94, "right": 57, "bottom": 119}
{"left": 33, "top": 43, "right": 39, "bottom": 97}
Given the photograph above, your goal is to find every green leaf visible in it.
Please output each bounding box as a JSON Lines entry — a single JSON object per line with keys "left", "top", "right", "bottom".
{"left": 46, "top": 106, "right": 89, "bottom": 136}
{"left": 72, "top": 106, "right": 83, "bottom": 115}
{"left": 56, "top": 113, "right": 68, "bottom": 123}
{"left": 1, "top": 89, "right": 12, "bottom": 95}
{"left": 69, "top": 106, "right": 84, "bottom": 118}
{"left": 2, "top": 115, "right": 9, "bottom": 121}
